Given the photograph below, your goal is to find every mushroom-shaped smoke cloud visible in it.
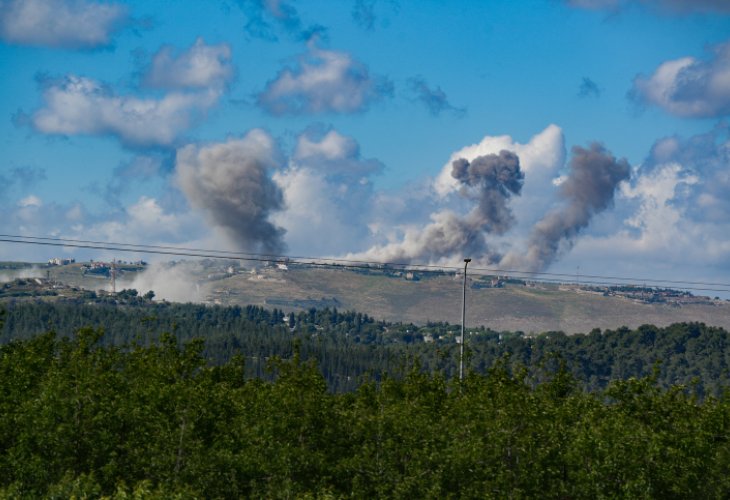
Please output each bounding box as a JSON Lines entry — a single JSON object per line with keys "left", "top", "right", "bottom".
{"left": 356, "top": 150, "right": 524, "bottom": 263}
{"left": 452, "top": 149, "right": 524, "bottom": 235}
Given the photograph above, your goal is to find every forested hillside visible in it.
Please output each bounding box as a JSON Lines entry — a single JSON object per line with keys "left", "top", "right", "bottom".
{"left": 2, "top": 298, "right": 730, "bottom": 395}
{"left": 1, "top": 323, "right": 730, "bottom": 498}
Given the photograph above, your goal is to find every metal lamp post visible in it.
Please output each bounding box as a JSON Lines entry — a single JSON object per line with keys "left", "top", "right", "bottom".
{"left": 460, "top": 258, "right": 471, "bottom": 381}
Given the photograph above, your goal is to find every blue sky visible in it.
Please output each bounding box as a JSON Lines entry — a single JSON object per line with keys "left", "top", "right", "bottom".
{"left": 1, "top": 0, "right": 730, "bottom": 291}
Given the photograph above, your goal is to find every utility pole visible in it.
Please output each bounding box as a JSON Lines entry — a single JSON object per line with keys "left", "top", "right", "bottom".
{"left": 460, "top": 258, "right": 471, "bottom": 382}
{"left": 111, "top": 258, "right": 116, "bottom": 294}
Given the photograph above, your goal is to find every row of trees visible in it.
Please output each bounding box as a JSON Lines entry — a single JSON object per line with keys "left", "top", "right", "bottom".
{"left": 3, "top": 300, "right": 730, "bottom": 395}
{"left": 1, "top": 325, "right": 730, "bottom": 497}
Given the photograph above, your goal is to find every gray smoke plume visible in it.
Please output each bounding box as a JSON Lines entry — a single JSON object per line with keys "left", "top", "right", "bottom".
{"left": 507, "top": 142, "right": 630, "bottom": 271}
{"left": 176, "top": 129, "right": 286, "bottom": 254}
{"left": 452, "top": 149, "right": 524, "bottom": 235}
{"left": 125, "top": 261, "right": 204, "bottom": 303}
{"left": 355, "top": 150, "right": 523, "bottom": 264}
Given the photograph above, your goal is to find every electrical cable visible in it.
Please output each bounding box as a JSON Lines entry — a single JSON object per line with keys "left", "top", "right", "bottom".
{"left": 1, "top": 234, "right": 729, "bottom": 293}
{"left": 4, "top": 233, "right": 730, "bottom": 288}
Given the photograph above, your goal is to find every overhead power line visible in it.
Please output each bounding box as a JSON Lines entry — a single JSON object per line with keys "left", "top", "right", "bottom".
{"left": 0, "top": 233, "right": 456, "bottom": 271}
{"left": 1, "top": 234, "right": 729, "bottom": 293}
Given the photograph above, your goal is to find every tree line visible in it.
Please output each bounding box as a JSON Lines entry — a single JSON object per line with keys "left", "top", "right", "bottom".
{"left": 2, "top": 298, "right": 730, "bottom": 395}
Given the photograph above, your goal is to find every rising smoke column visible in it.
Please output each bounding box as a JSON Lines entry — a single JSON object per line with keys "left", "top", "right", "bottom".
{"left": 506, "top": 142, "right": 630, "bottom": 271}
{"left": 175, "top": 129, "right": 286, "bottom": 254}
{"left": 452, "top": 149, "right": 524, "bottom": 234}
{"left": 355, "top": 150, "right": 523, "bottom": 263}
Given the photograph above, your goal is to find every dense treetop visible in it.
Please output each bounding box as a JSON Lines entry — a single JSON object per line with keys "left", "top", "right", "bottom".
{"left": 1, "top": 327, "right": 729, "bottom": 498}
{"left": 2, "top": 300, "right": 730, "bottom": 496}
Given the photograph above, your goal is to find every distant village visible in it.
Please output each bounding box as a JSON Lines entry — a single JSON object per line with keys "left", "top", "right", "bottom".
{"left": 568, "top": 284, "right": 719, "bottom": 306}
{"left": 47, "top": 257, "right": 146, "bottom": 267}
{"left": 3, "top": 256, "right": 721, "bottom": 309}
{"left": 45, "top": 257, "right": 147, "bottom": 278}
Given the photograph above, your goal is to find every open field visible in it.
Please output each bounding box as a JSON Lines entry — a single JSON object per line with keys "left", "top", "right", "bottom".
{"left": 3, "top": 262, "right": 730, "bottom": 333}
{"left": 203, "top": 266, "right": 730, "bottom": 334}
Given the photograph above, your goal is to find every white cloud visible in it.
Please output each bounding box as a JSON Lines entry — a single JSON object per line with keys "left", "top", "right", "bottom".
{"left": 144, "top": 38, "right": 234, "bottom": 90}
{"left": 621, "top": 163, "right": 698, "bottom": 251}
{"left": 0, "top": 197, "right": 91, "bottom": 261}
{"left": 642, "top": 127, "right": 730, "bottom": 225}
{"left": 273, "top": 167, "right": 372, "bottom": 255}
{"left": 0, "top": 189, "right": 214, "bottom": 263}
{"left": 435, "top": 124, "right": 566, "bottom": 232}
{"left": 632, "top": 41, "right": 730, "bottom": 118}
{"left": 0, "top": 0, "right": 127, "bottom": 48}
{"left": 293, "top": 128, "right": 384, "bottom": 178}
{"left": 30, "top": 75, "right": 220, "bottom": 147}
{"left": 349, "top": 126, "right": 642, "bottom": 273}
{"left": 435, "top": 124, "right": 565, "bottom": 197}
{"left": 0, "top": 191, "right": 225, "bottom": 300}
{"left": 127, "top": 196, "right": 185, "bottom": 233}
{"left": 558, "top": 130, "right": 730, "bottom": 284}
{"left": 257, "top": 46, "right": 392, "bottom": 115}
{"left": 81, "top": 197, "right": 213, "bottom": 261}
{"left": 272, "top": 128, "right": 382, "bottom": 255}
{"left": 17, "top": 194, "right": 43, "bottom": 208}
{"left": 349, "top": 126, "right": 565, "bottom": 266}
{"left": 65, "top": 204, "right": 84, "bottom": 221}
{"left": 295, "top": 129, "right": 358, "bottom": 161}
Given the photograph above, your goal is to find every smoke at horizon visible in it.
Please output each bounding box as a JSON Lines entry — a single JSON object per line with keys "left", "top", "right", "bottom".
{"left": 175, "top": 129, "right": 287, "bottom": 255}
{"left": 501, "top": 142, "right": 631, "bottom": 271}
{"left": 352, "top": 141, "right": 629, "bottom": 272}
{"left": 123, "top": 261, "right": 204, "bottom": 303}
{"left": 0, "top": 265, "right": 45, "bottom": 283}
{"left": 351, "top": 150, "right": 524, "bottom": 264}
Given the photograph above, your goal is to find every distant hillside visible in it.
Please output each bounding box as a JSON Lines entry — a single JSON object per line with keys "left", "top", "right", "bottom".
{"left": 199, "top": 265, "right": 730, "bottom": 333}
{"left": 3, "top": 260, "right": 730, "bottom": 333}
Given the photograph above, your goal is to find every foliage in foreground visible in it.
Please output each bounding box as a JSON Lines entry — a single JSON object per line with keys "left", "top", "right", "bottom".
{"left": 2, "top": 330, "right": 730, "bottom": 498}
